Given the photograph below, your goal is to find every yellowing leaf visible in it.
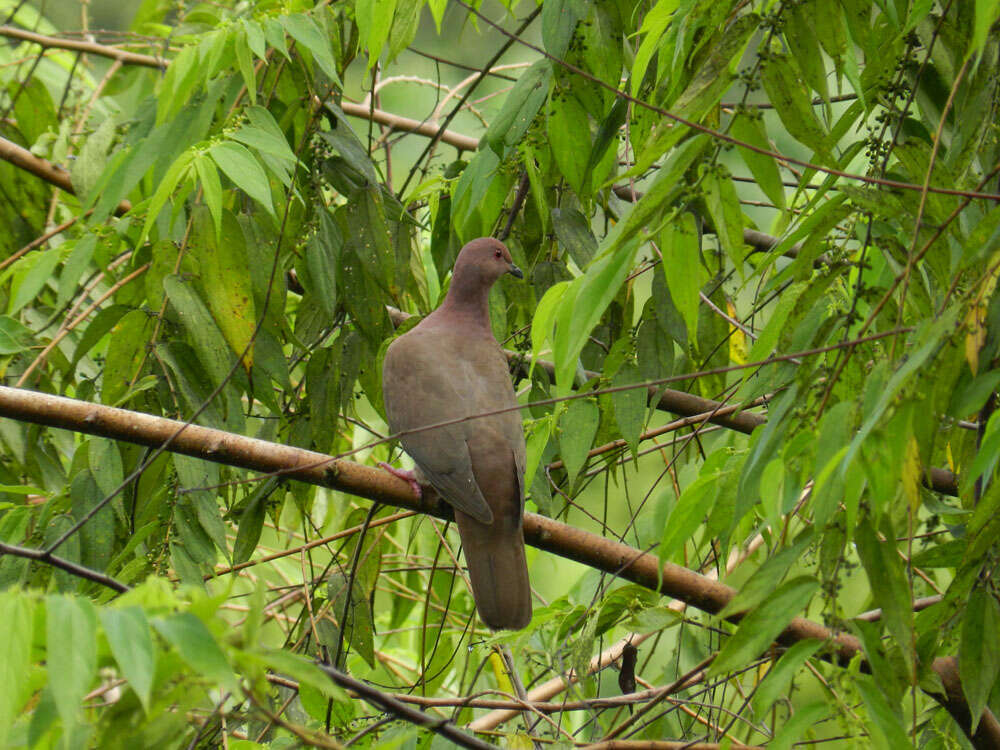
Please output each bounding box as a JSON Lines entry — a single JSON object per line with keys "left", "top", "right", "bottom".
{"left": 966, "top": 302, "right": 987, "bottom": 375}
{"left": 727, "top": 298, "right": 748, "bottom": 365}
{"left": 488, "top": 650, "right": 513, "bottom": 694}
{"left": 966, "top": 260, "right": 1000, "bottom": 374}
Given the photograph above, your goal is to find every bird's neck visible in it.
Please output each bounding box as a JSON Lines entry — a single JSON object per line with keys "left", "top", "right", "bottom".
{"left": 435, "top": 279, "right": 493, "bottom": 334}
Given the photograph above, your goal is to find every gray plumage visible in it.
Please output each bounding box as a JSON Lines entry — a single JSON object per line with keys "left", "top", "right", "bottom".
{"left": 382, "top": 238, "right": 531, "bottom": 630}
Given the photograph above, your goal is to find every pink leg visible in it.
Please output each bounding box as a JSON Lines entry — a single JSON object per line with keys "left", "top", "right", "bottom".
{"left": 378, "top": 462, "right": 422, "bottom": 498}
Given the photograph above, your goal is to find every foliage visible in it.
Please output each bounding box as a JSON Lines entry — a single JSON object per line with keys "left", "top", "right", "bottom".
{"left": 0, "top": 0, "right": 999, "bottom": 747}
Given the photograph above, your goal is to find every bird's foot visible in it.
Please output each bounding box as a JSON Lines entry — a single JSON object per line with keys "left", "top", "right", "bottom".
{"left": 378, "top": 462, "right": 423, "bottom": 498}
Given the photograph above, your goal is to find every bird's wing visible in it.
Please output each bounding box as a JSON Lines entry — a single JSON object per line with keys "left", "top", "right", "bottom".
{"left": 383, "top": 332, "right": 495, "bottom": 524}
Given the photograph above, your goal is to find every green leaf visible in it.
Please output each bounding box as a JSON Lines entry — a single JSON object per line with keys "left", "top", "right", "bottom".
{"left": 719, "top": 532, "right": 813, "bottom": 618}
{"left": 746, "top": 282, "right": 807, "bottom": 363}
{"left": 0, "top": 315, "right": 32, "bottom": 354}
{"left": 557, "top": 398, "right": 600, "bottom": 485}
{"left": 245, "top": 648, "right": 350, "bottom": 705}
{"left": 233, "top": 479, "right": 275, "bottom": 565}
{"left": 101, "top": 309, "right": 153, "bottom": 406}
{"left": 658, "top": 475, "right": 715, "bottom": 563}
{"left": 660, "top": 212, "right": 705, "bottom": 345}
{"left": 547, "top": 93, "right": 591, "bottom": 195}
{"left": 760, "top": 50, "right": 831, "bottom": 159}
{"left": 702, "top": 165, "right": 745, "bottom": 266}
{"left": 769, "top": 702, "right": 828, "bottom": 750}
{"left": 191, "top": 207, "right": 257, "bottom": 368}
{"left": 319, "top": 107, "right": 378, "bottom": 185}
{"left": 200, "top": 28, "right": 228, "bottom": 85}
{"left": 163, "top": 274, "right": 235, "bottom": 388}
{"left": 553, "top": 239, "right": 640, "bottom": 393}
{"left": 8, "top": 247, "right": 60, "bottom": 315}
{"left": 710, "top": 577, "right": 819, "bottom": 676}
{"left": 854, "top": 517, "right": 914, "bottom": 672}
{"left": 244, "top": 19, "right": 266, "bottom": 59}
{"left": 484, "top": 60, "right": 552, "bottom": 157}
{"left": 47, "top": 595, "right": 97, "bottom": 729}
{"left": 153, "top": 612, "right": 238, "bottom": 692}
{"left": 297, "top": 210, "right": 341, "bottom": 317}
{"left": 731, "top": 115, "right": 786, "bottom": 210}
{"left": 280, "top": 13, "right": 341, "bottom": 82}
{"left": 965, "top": 412, "right": 1000, "bottom": 493}
{"left": 631, "top": 0, "right": 679, "bottom": 97}
{"left": 0, "top": 592, "right": 33, "bottom": 744}
{"left": 0, "top": 484, "right": 46, "bottom": 495}
{"left": 193, "top": 154, "right": 223, "bottom": 238}
{"left": 843, "top": 314, "right": 953, "bottom": 471}
{"left": 613, "top": 135, "right": 709, "bottom": 246}
{"left": 580, "top": 1, "right": 623, "bottom": 87}
{"left": 71, "top": 116, "right": 117, "bottom": 201}
{"left": 855, "top": 674, "right": 914, "bottom": 749}
{"left": 56, "top": 234, "right": 97, "bottom": 311}
{"left": 671, "top": 14, "right": 758, "bottom": 120}
{"left": 530, "top": 281, "right": 570, "bottom": 381}
{"left": 234, "top": 27, "right": 256, "bottom": 104}
{"left": 325, "top": 568, "right": 377, "bottom": 669}
{"left": 72, "top": 303, "right": 130, "bottom": 369}
{"left": 751, "top": 639, "right": 824, "bottom": 715}
{"left": 88, "top": 437, "right": 124, "bottom": 503}
{"left": 354, "top": 0, "right": 396, "bottom": 71}
{"left": 971, "top": 0, "right": 1000, "bottom": 57}
{"left": 99, "top": 607, "right": 155, "bottom": 712}
{"left": 552, "top": 207, "right": 597, "bottom": 268}
{"left": 542, "top": 0, "right": 589, "bottom": 59}
{"left": 611, "top": 362, "right": 645, "bottom": 457}
{"left": 450, "top": 149, "right": 508, "bottom": 242}
{"left": 387, "top": 0, "right": 421, "bottom": 62}
{"left": 233, "top": 111, "right": 297, "bottom": 165}
{"left": 209, "top": 141, "right": 274, "bottom": 217}
{"left": 960, "top": 588, "right": 1000, "bottom": 732}
{"left": 174, "top": 454, "right": 229, "bottom": 561}
{"left": 138, "top": 149, "right": 194, "bottom": 246}
{"left": 524, "top": 415, "right": 554, "bottom": 492}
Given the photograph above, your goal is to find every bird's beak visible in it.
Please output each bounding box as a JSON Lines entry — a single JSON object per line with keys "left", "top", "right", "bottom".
{"left": 509, "top": 263, "right": 523, "bottom": 279}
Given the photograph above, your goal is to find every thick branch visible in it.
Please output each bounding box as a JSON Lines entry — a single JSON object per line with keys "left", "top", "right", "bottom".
{"left": 0, "top": 385, "right": 989, "bottom": 745}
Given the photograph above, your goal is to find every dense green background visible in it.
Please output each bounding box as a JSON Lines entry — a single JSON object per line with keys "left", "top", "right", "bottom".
{"left": 1, "top": 0, "right": 999, "bottom": 747}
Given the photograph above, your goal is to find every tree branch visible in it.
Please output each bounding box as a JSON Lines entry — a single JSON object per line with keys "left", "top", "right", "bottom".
{"left": 0, "top": 540, "right": 129, "bottom": 592}
{"left": 0, "top": 134, "right": 132, "bottom": 215}
{"left": 312, "top": 661, "right": 495, "bottom": 750}
{"left": 339, "top": 101, "right": 478, "bottom": 152}
{"left": 0, "top": 384, "right": 989, "bottom": 745}
{"left": 0, "top": 25, "right": 166, "bottom": 68}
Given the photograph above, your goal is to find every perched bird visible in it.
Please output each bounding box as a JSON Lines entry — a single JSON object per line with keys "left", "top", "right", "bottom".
{"left": 381, "top": 237, "right": 531, "bottom": 630}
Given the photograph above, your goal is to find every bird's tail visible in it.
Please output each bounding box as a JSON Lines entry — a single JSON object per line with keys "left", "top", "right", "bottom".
{"left": 455, "top": 510, "right": 532, "bottom": 630}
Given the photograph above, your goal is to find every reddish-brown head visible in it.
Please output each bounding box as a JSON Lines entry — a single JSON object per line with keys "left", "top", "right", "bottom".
{"left": 452, "top": 238, "right": 523, "bottom": 290}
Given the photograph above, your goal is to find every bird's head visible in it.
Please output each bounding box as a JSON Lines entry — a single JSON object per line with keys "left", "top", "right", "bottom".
{"left": 453, "top": 238, "right": 523, "bottom": 287}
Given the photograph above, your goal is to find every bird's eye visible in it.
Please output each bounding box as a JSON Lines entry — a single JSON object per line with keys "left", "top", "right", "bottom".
{"left": 494, "top": 250, "right": 502, "bottom": 258}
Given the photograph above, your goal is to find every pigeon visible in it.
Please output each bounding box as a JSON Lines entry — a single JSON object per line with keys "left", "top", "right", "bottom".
{"left": 381, "top": 237, "right": 531, "bottom": 630}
